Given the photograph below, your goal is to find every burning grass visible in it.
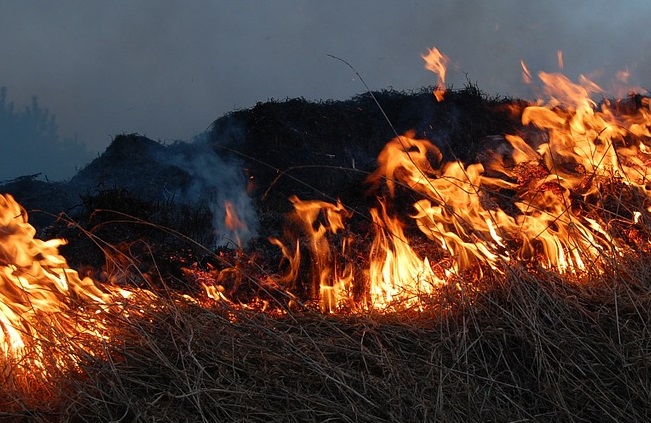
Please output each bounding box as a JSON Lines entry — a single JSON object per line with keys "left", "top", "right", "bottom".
{"left": 1, "top": 259, "right": 650, "bottom": 422}
{"left": 4, "top": 47, "right": 651, "bottom": 421}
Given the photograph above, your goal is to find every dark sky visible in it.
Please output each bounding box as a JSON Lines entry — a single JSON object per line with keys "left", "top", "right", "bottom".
{"left": 1, "top": 1, "right": 650, "bottom": 167}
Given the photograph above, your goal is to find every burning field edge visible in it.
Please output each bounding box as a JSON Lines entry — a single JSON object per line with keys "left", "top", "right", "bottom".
{"left": 4, "top": 46, "right": 651, "bottom": 420}
{"left": 1, "top": 256, "right": 650, "bottom": 422}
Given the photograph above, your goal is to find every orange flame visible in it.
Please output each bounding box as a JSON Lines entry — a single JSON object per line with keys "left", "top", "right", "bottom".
{"left": 270, "top": 47, "right": 651, "bottom": 311}
{"left": 224, "top": 200, "right": 247, "bottom": 247}
{"left": 422, "top": 47, "right": 450, "bottom": 101}
{"left": 368, "top": 203, "right": 442, "bottom": 308}
{"left": 557, "top": 50, "right": 564, "bottom": 70}
{"left": 521, "top": 60, "right": 532, "bottom": 85}
{"left": 0, "top": 194, "right": 133, "bottom": 371}
{"left": 269, "top": 196, "right": 354, "bottom": 312}
{"left": 3, "top": 45, "right": 651, "bottom": 352}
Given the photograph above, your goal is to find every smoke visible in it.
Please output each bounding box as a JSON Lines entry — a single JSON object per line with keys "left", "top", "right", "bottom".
{"left": 157, "top": 130, "right": 258, "bottom": 248}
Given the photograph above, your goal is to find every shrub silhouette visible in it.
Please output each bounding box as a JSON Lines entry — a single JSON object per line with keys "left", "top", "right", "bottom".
{"left": 0, "top": 86, "right": 92, "bottom": 181}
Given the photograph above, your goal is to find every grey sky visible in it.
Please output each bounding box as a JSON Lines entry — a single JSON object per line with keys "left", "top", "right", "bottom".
{"left": 1, "top": 0, "right": 650, "bottom": 158}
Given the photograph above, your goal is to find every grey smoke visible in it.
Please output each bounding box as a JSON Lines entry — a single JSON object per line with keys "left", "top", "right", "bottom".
{"left": 1, "top": 1, "right": 650, "bottom": 180}
{"left": 158, "top": 134, "right": 258, "bottom": 247}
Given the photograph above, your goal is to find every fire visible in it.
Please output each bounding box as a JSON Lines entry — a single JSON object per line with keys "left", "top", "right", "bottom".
{"left": 2, "top": 46, "right": 651, "bottom": 373}
{"left": 269, "top": 196, "right": 354, "bottom": 312}
{"left": 422, "top": 47, "right": 450, "bottom": 101}
{"left": 269, "top": 46, "right": 651, "bottom": 311}
{"left": 224, "top": 200, "right": 247, "bottom": 247}
{"left": 521, "top": 60, "right": 532, "bottom": 84}
{"left": 368, "top": 202, "right": 442, "bottom": 308}
{"left": 0, "top": 194, "right": 133, "bottom": 372}
{"left": 557, "top": 50, "right": 564, "bottom": 69}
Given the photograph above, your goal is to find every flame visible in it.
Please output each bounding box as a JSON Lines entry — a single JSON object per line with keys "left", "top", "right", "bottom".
{"left": 269, "top": 196, "right": 354, "bottom": 312}
{"left": 225, "top": 201, "right": 245, "bottom": 233}
{"left": 367, "top": 67, "right": 648, "bottom": 277}
{"left": 224, "top": 200, "right": 247, "bottom": 247}
{"left": 557, "top": 50, "right": 564, "bottom": 70}
{"left": 2, "top": 45, "right": 650, "bottom": 365}
{"left": 368, "top": 203, "right": 443, "bottom": 308}
{"left": 422, "top": 47, "right": 450, "bottom": 101}
{"left": 270, "top": 47, "right": 651, "bottom": 311}
{"left": 521, "top": 60, "right": 532, "bottom": 85}
{"left": 366, "top": 130, "right": 518, "bottom": 275}
{"left": 0, "top": 194, "right": 134, "bottom": 372}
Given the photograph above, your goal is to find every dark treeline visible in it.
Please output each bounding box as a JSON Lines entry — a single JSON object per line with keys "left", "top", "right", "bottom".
{"left": 0, "top": 86, "right": 92, "bottom": 181}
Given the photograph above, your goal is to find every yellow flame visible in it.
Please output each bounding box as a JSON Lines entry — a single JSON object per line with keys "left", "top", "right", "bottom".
{"left": 368, "top": 203, "right": 443, "bottom": 308}
{"left": 422, "top": 47, "right": 450, "bottom": 101}
{"left": 269, "top": 196, "right": 354, "bottom": 311}
{"left": 270, "top": 47, "right": 651, "bottom": 310}
{"left": 557, "top": 50, "right": 564, "bottom": 70}
{"left": 521, "top": 60, "right": 532, "bottom": 84}
{"left": 0, "top": 194, "right": 136, "bottom": 371}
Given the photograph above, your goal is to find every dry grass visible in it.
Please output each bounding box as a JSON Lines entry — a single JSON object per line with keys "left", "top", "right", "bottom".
{"left": 1, "top": 255, "right": 650, "bottom": 422}
{"left": 2, "top": 89, "right": 651, "bottom": 421}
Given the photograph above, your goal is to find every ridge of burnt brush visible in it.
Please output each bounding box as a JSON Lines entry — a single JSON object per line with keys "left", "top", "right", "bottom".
{"left": 207, "top": 84, "right": 526, "bottom": 214}
{"left": 69, "top": 133, "right": 197, "bottom": 203}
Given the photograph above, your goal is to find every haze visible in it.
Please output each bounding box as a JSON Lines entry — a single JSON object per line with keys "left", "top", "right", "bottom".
{"left": 1, "top": 0, "right": 650, "bottom": 180}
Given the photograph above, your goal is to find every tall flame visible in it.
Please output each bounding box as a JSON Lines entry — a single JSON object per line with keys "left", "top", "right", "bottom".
{"left": 0, "top": 194, "right": 131, "bottom": 371}
{"left": 269, "top": 196, "right": 354, "bottom": 312}
{"left": 368, "top": 202, "right": 442, "bottom": 308}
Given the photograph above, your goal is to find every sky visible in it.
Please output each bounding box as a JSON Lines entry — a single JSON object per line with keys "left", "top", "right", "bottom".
{"left": 1, "top": 1, "right": 651, "bottom": 179}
